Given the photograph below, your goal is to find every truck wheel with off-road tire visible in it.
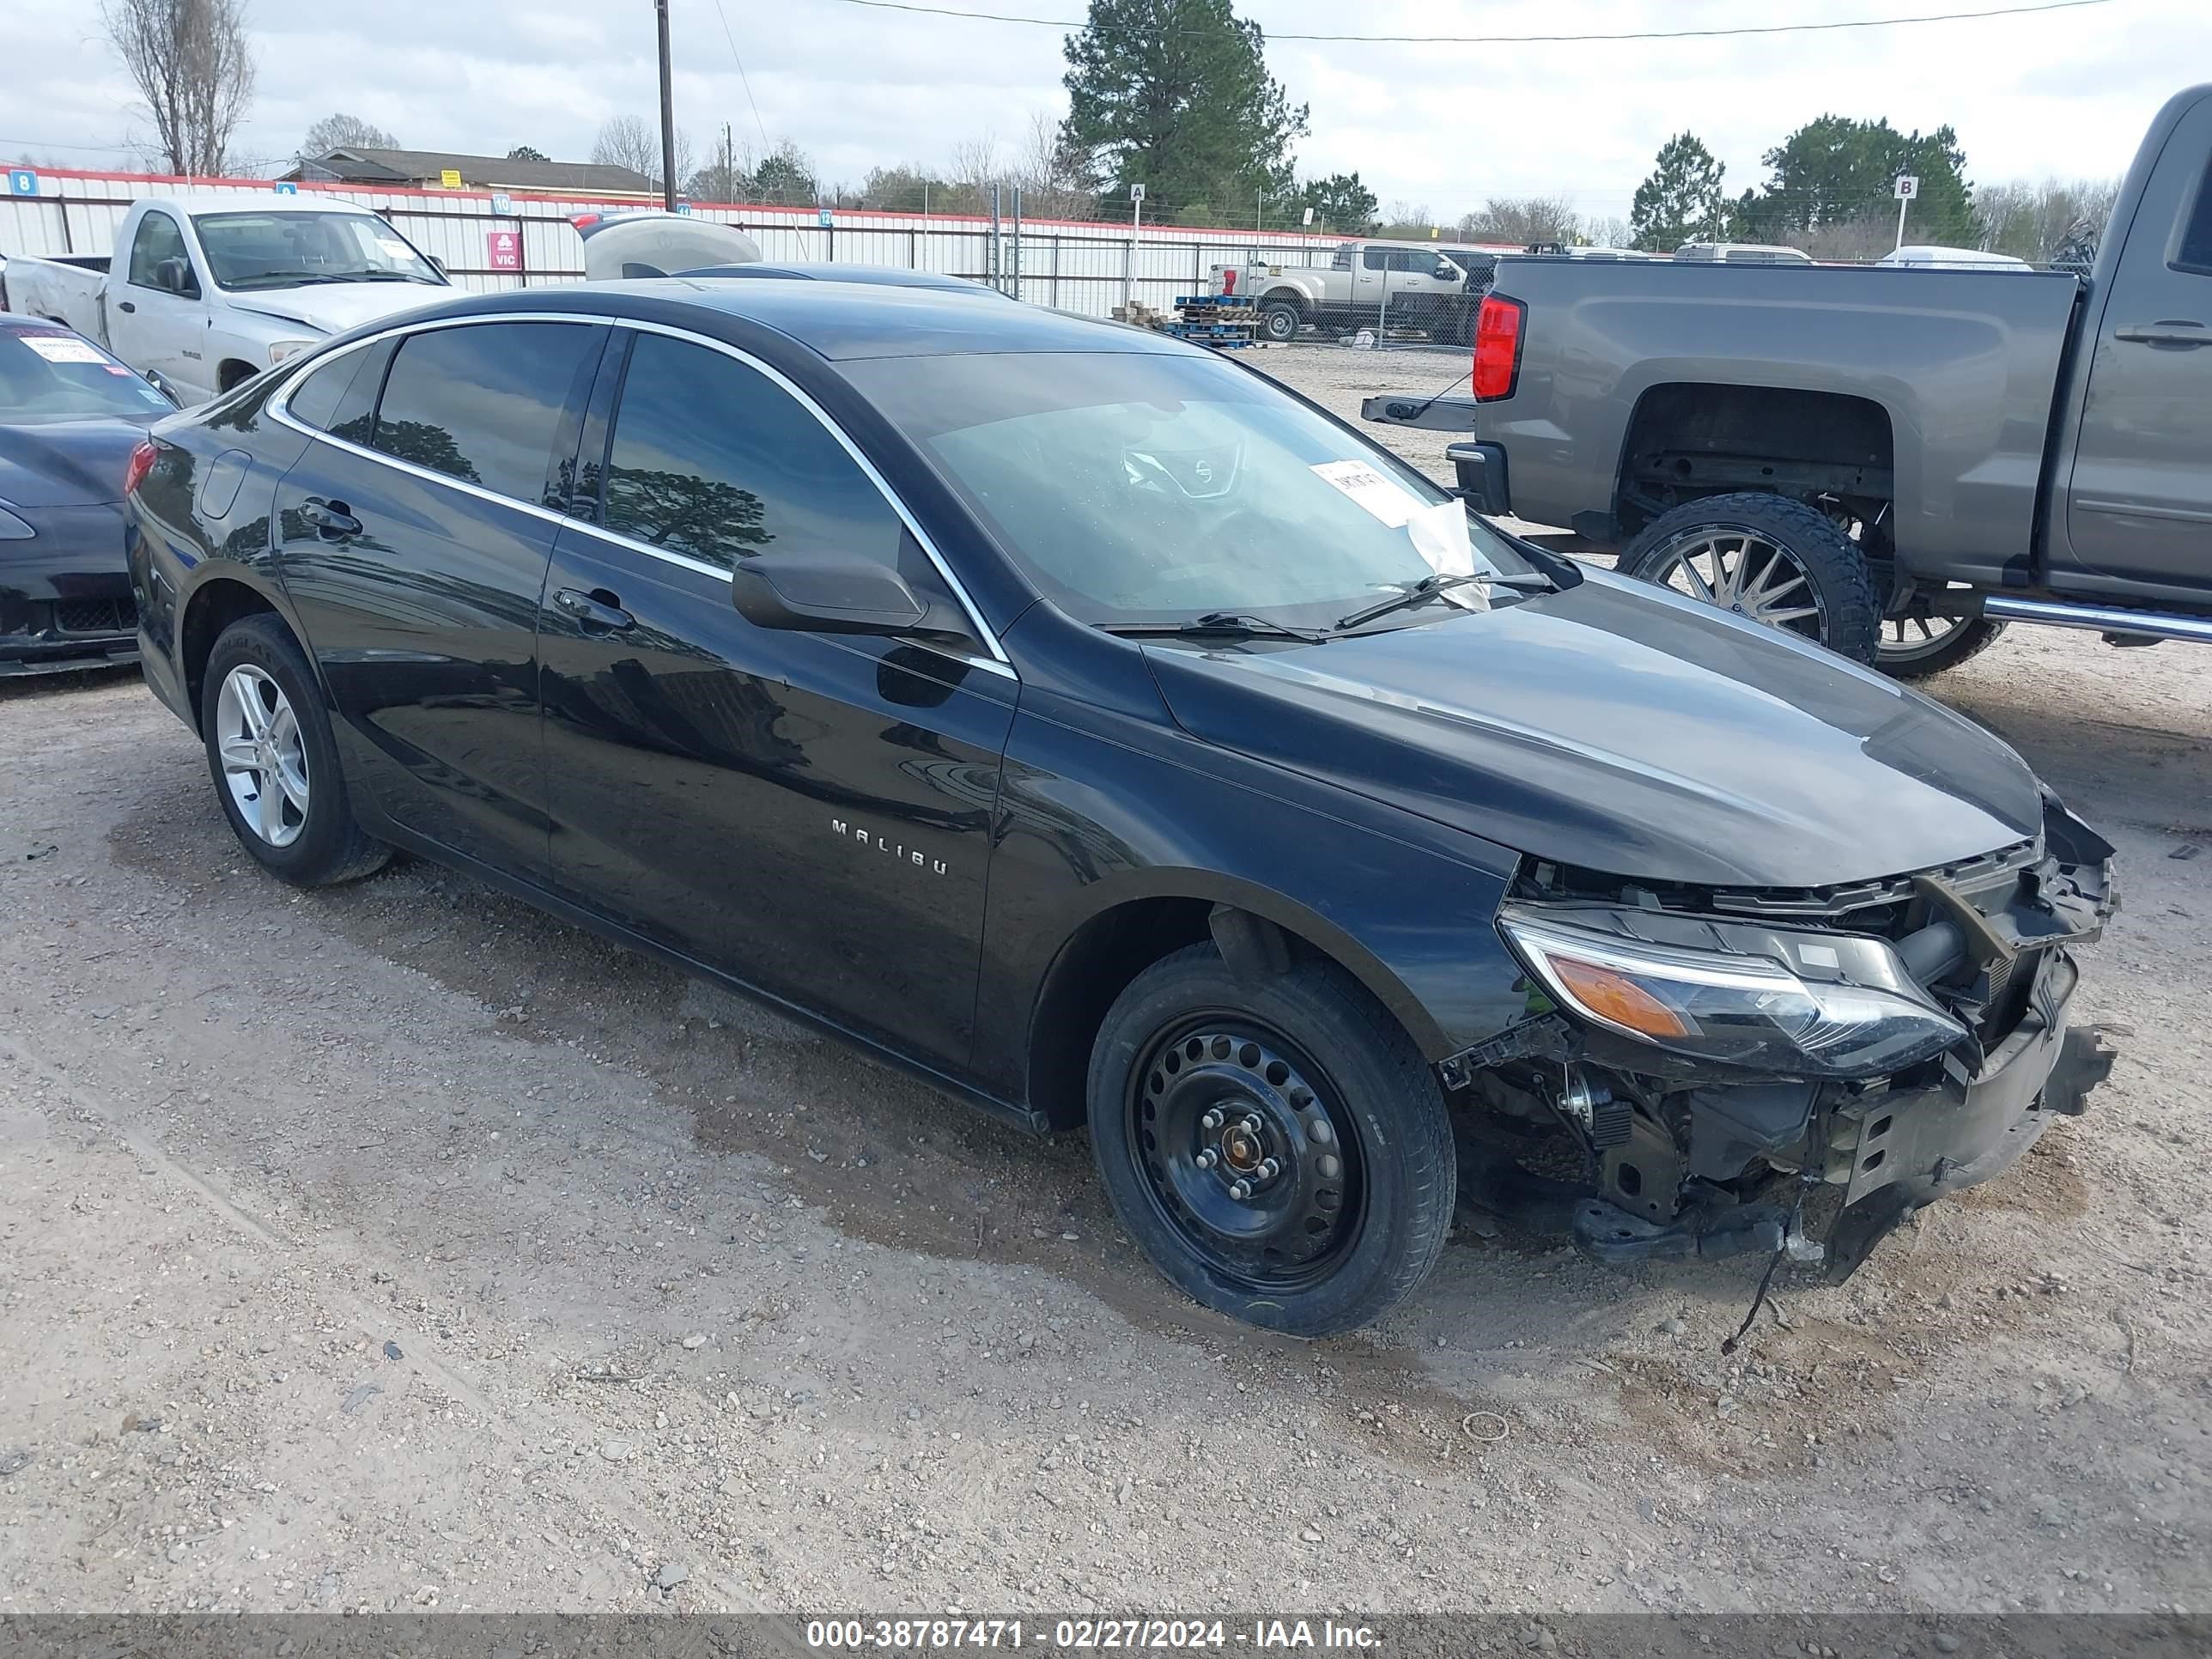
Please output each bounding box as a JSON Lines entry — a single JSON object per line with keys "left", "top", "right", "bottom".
{"left": 1874, "top": 613, "right": 2008, "bottom": 678}
{"left": 1085, "top": 943, "right": 1455, "bottom": 1337}
{"left": 1618, "top": 492, "right": 1881, "bottom": 666}
{"left": 1257, "top": 300, "right": 1303, "bottom": 343}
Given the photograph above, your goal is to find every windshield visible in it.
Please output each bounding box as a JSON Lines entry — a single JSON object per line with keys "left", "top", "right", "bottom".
{"left": 191, "top": 211, "right": 442, "bottom": 290}
{"left": 0, "top": 330, "right": 170, "bottom": 424}
{"left": 850, "top": 350, "right": 1542, "bottom": 633}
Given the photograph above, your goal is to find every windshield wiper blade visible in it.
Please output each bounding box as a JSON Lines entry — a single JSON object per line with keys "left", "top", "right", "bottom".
{"left": 1100, "top": 611, "right": 1329, "bottom": 643}
{"left": 1334, "top": 569, "right": 1548, "bottom": 631}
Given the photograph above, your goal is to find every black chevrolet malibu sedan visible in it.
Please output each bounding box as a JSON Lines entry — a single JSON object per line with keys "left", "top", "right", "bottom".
{"left": 121, "top": 281, "right": 2118, "bottom": 1334}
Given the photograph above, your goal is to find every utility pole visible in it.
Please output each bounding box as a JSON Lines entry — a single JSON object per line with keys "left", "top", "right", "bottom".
{"left": 655, "top": 0, "right": 678, "bottom": 212}
{"left": 722, "top": 122, "right": 733, "bottom": 203}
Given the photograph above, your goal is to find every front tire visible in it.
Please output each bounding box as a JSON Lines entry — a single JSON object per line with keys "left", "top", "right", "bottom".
{"left": 200, "top": 615, "right": 389, "bottom": 886}
{"left": 1085, "top": 945, "right": 1455, "bottom": 1336}
{"left": 1258, "top": 300, "right": 1301, "bottom": 343}
{"left": 1879, "top": 613, "right": 2008, "bottom": 678}
{"left": 1619, "top": 492, "right": 1881, "bottom": 665}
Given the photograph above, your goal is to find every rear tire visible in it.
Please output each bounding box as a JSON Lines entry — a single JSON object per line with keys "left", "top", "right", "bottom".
{"left": 1258, "top": 301, "right": 1301, "bottom": 343}
{"left": 1619, "top": 492, "right": 1881, "bottom": 665}
{"left": 1085, "top": 945, "right": 1455, "bottom": 1336}
{"left": 200, "top": 615, "right": 389, "bottom": 887}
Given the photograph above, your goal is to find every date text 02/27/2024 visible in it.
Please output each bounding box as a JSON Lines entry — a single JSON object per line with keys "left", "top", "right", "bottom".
{"left": 804, "top": 1619, "right": 1385, "bottom": 1650}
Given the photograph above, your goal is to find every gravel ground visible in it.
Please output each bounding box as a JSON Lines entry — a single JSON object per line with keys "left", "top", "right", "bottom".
{"left": 0, "top": 343, "right": 2206, "bottom": 1622}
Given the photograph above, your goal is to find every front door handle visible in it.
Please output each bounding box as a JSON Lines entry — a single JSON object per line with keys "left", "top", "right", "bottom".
{"left": 300, "top": 497, "right": 362, "bottom": 538}
{"left": 2114, "top": 320, "right": 2211, "bottom": 349}
{"left": 553, "top": 586, "right": 635, "bottom": 633}
{"left": 117, "top": 300, "right": 137, "bottom": 314}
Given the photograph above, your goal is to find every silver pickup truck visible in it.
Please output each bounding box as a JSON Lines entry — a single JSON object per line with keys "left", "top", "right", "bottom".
{"left": 1366, "top": 82, "right": 2212, "bottom": 676}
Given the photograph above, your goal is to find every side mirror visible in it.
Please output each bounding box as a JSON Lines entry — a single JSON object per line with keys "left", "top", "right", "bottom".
{"left": 732, "top": 550, "right": 926, "bottom": 635}
{"left": 1434, "top": 263, "right": 1456, "bottom": 280}
{"left": 428, "top": 255, "right": 448, "bottom": 276}
{"left": 143, "top": 368, "right": 182, "bottom": 407}
{"left": 154, "top": 257, "right": 195, "bottom": 295}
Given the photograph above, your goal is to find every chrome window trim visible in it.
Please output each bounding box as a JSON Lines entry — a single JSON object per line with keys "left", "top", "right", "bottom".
{"left": 263, "top": 309, "right": 1015, "bottom": 676}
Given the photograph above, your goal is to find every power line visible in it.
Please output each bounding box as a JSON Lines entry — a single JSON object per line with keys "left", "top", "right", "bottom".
{"left": 706, "top": 0, "right": 775, "bottom": 158}
{"left": 807, "top": 0, "right": 2112, "bottom": 45}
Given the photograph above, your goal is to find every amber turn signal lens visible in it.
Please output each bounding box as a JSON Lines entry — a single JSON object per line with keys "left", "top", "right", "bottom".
{"left": 1550, "top": 955, "right": 1692, "bottom": 1039}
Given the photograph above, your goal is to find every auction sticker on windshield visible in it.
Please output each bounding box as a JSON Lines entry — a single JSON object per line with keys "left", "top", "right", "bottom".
{"left": 1310, "top": 459, "right": 1419, "bottom": 527}
{"left": 20, "top": 334, "right": 106, "bottom": 365}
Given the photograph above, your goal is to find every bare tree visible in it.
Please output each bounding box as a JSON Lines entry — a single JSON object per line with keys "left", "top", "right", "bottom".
{"left": 1456, "top": 196, "right": 1583, "bottom": 246}
{"left": 102, "top": 0, "right": 256, "bottom": 176}
{"left": 1975, "top": 177, "right": 2120, "bottom": 262}
{"left": 301, "top": 112, "right": 396, "bottom": 156}
{"left": 592, "top": 114, "right": 695, "bottom": 191}
{"left": 1013, "top": 110, "right": 1097, "bottom": 220}
{"left": 1585, "top": 215, "right": 1633, "bottom": 250}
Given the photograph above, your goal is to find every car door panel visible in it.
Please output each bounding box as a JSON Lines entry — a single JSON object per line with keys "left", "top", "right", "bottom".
{"left": 2059, "top": 99, "right": 2212, "bottom": 595}
{"left": 108, "top": 210, "right": 208, "bottom": 399}
{"left": 269, "top": 319, "right": 605, "bottom": 878}
{"left": 536, "top": 327, "right": 1013, "bottom": 1070}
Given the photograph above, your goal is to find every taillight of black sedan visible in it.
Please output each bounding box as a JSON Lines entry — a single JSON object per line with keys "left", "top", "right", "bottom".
{"left": 121, "top": 281, "right": 2118, "bottom": 1334}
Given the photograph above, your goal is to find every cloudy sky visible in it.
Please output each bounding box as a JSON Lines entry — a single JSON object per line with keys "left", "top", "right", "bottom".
{"left": 3, "top": 0, "right": 2203, "bottom": 225}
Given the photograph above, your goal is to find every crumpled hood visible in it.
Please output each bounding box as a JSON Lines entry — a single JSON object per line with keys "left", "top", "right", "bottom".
{"left": 0, "top": 417, "right": 156, "bottom": 508}
{"left": 1145, "top": 570, "right": 2044, "bottom": 890}
{"left": 228, "top": 283, "right": 450, "bottom": 337}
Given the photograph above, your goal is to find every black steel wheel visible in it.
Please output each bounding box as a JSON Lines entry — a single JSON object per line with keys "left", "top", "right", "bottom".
{"left": 1126, "top": 1018, "right": 1365, "bottom": 1293}
{"left": 1086, "top": 944, "right": 1455, "bottom": 1335}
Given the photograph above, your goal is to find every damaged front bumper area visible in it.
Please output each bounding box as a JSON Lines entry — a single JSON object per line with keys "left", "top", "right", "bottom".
{"left": 1451, "top": 798, "right": 2118, "bottom": 1279}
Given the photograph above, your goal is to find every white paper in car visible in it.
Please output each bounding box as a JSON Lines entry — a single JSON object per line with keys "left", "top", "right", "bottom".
{"left": 21, "top": 333, "right": 106, "bottom": 365}
{"left": 1310, "top": 459, "right": 1419, "bottom": 528}
{"left": 1405, "top": 497, "right": 1483, "bottom": 584}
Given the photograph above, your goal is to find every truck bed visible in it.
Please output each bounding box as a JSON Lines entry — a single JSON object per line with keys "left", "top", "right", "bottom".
{"left": 0, "top": 252, "right": 111, "bottom": 340}
{"left": 1370, "top": 257, "right": 2082, "bottom": 576}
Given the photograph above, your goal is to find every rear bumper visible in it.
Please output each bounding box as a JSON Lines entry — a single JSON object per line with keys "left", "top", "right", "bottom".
{"left": 1445, "top": 441, "right": 1511, "bottom": 516}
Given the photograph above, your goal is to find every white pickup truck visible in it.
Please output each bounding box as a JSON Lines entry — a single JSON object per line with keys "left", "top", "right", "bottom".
{"left": 0, "top": 195, "right": 453, "bottom": 405}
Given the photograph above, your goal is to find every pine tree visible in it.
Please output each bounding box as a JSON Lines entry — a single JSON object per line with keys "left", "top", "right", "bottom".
{"left": 1060, "top": 0, "right": 1308, "bottom": 221}
{"left": 1629, "top": 133, "right": 1726, "bottom": 252}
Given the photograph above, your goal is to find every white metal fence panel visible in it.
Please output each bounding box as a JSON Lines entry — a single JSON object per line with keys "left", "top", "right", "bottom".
{"left": 0, "top": 167, "right": 1352, "bottom": 319}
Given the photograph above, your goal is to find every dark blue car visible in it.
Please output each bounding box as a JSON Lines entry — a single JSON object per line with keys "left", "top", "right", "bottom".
{"left": 0, "top": 316, "right": 173, "bottom": 675}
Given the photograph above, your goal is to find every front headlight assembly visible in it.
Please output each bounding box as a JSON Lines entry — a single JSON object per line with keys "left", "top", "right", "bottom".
{"left": 1498, "top": 908, "right": 1967, "bottom": 1078}
{"left": 0, "top": 503, "right": 34, "bottom": 539}
{"left": 267, "top": 339, "right": 317, "bottom": 365}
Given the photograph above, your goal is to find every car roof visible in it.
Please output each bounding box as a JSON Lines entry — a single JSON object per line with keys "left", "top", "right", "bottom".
{"left": 404, "top": 278, "right": 1185, "bottom": 362}
{"left": 681, "top": 262, "right": 1003, "bottom": 294}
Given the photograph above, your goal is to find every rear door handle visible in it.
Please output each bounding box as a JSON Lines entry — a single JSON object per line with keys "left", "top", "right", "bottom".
{"left": 117, "top": 301, "right": 136, "bottom": 313}
{"left": 301, "top": 498, "right": 362, "bottom": 538}
{"left": 553, "top": 586, "right": 635, "bottom": 632}
{"left": 2114, "top": 320, "right": 2210, "bottom": 349}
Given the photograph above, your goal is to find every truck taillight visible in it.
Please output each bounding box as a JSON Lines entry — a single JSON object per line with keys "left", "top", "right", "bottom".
{"left": 125, "top": 440, "right": 158, "bottom": 498}
{"left": 1472, "top": 294, "right": 1525, "bottom": 401}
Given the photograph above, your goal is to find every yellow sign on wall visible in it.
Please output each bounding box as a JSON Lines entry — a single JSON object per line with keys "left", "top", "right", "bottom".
{"left": 439, "top": 168, "right": 463, "bottom": 190}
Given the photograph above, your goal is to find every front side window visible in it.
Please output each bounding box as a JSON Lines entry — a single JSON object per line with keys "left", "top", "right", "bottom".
{"left": 1329, "top": 245, "right": 1354, "bottom": 270}
{"left": 369, "top": 323, "right": 599, "bottom": 504}
{"left": 599, "top": 332, "right": 904, "bottom": 574}
{"left": 2175, "top": 153, "right": 2212, "bottom": 275}
{"left": 126, "top": 212, "right": 195, "bottom": 293}
{"left": 191, "top": 211, "right": 442, "bottom": 291}
{"left": 851, "top": 349, "right": 1545, "bottom": 633}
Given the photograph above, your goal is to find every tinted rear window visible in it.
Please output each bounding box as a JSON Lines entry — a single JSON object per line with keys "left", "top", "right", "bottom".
{"left": 369, "top": 322, "right": 600, "bottom": 504}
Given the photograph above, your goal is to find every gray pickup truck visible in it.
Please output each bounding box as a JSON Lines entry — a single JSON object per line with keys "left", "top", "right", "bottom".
{"left": 1366, "top": 82, "right": 2212, "bottom": 676}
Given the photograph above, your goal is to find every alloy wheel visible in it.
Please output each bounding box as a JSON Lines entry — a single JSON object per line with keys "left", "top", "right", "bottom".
{"left": 1879, "top": 612, "right": 1975, "bottom": 665}
{"left": 1126, "top": 1017, "right": 1364, "bottom": 1293}
{"left": 1645, "top": 532, "right": 1827, "bottom": 641}
{"left": 214, "top": 664, "right": 310, "bottom": 848}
